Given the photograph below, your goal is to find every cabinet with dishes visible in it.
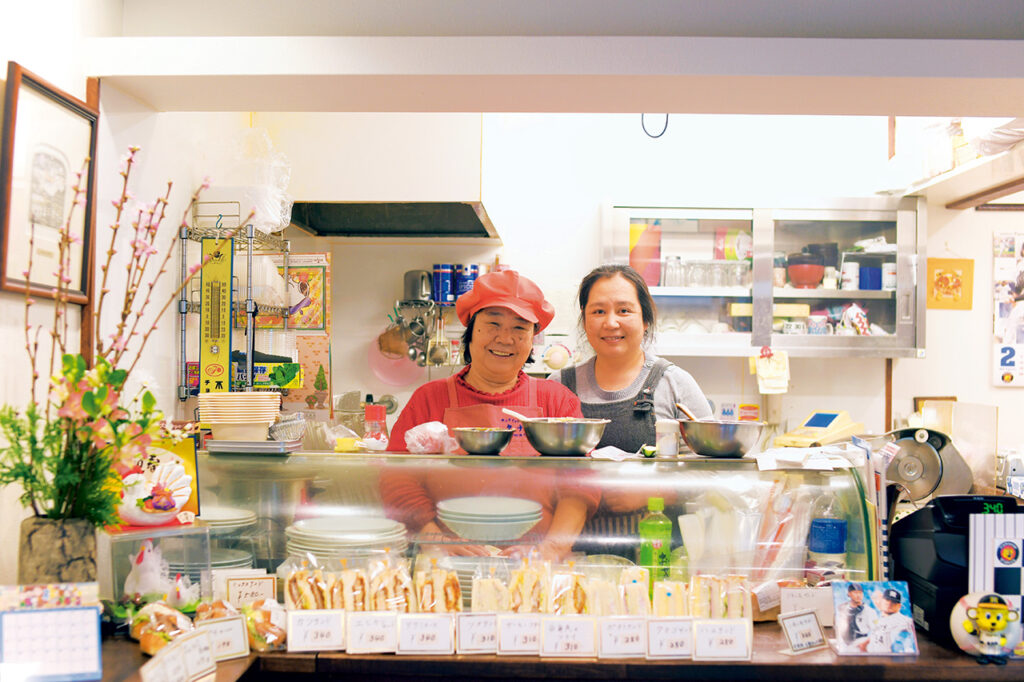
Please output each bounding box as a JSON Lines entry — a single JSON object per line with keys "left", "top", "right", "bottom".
{"left": 601, "top": 197, "right": 925, "bottom": 358}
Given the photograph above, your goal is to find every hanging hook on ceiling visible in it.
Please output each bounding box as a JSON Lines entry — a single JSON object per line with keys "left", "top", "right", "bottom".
{"left": 641, "top": 113, "right": 669, "bottom": 139}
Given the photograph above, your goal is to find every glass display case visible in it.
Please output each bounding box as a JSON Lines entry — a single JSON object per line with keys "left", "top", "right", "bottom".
{"left": 196, "top": 451, "right": 877, "bottom": 616}
{"left": 601, "top": 197, "right": 924, "bottom": 358}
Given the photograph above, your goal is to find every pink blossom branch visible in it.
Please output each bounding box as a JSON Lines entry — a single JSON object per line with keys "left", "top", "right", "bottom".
{"left": 94, "top": 147, "right": 139, "bottom": 356}
{"left": 23, "top": 221, "right": 40, "bottom": 400}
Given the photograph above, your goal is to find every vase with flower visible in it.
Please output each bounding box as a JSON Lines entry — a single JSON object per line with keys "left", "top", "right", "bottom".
{"left": 0, "top": 147, "right": 246, "bottom": 583}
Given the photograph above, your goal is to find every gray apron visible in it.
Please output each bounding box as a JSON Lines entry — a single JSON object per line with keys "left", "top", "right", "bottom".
{"left": 560, "top": 357, "right": 670, "bottom": 453}
{"left": 561, "top": 358, "right": 672, "bottom": 557}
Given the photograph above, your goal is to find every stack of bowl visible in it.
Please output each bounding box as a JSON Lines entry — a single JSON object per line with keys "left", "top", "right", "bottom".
{"left": 199, "top": 392, "right": 280, "bottom": 441}
{"left": 436, "top": 496, "right": 543, "bottom": 542}
{"left": 284, "top": 516, "right": 408, "bottom": 560}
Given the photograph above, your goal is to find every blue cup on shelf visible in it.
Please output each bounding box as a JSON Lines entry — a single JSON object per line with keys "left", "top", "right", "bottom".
{"left": 859, "top": 266, "right": 882, "bottom": 290}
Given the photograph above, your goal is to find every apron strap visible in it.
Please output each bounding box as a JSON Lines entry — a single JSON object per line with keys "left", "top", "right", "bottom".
{"left": 560, "top": 366, "right": 578, "bottom": 394}
{"left": 633, "top": 358, "right": 672, "bottom": 414}
{"left": 445, "top": 375, "right": 460, "bottom": 408}
{"left": 527, "top": 374, "right": 538, "bottom": 407}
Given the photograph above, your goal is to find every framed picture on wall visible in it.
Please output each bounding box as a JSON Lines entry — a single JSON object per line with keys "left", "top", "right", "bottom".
{"left": 0, "top": 61, "right": 97, "bottom": 304}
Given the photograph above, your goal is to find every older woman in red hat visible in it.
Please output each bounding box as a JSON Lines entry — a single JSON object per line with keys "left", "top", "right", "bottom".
{"left": 381, "top": 269, "right": 598, "bottom": 559}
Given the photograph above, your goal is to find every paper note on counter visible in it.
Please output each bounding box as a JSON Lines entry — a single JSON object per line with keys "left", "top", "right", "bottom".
{"left": 755, "top": 445, "right": 860, "bottom": 471}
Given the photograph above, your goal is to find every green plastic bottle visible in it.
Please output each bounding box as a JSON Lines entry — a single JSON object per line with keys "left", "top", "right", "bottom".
{"left": 638, "top": 497, "right": 673, "bottom": 594}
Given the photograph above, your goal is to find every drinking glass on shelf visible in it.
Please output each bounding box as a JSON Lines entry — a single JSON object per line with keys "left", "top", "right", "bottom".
{"left": 663, "top": 256, "right": 684, "bottom": 287}
{"left": 686, "top": 260, "right": 707, "bottom": 288}
{"left": 709, "top": 261, "right": 727, "bottom": 288}
{"left": 729, "top": 261, "right": 749, "bottom": 287}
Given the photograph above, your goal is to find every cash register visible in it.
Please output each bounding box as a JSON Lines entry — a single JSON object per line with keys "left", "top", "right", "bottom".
{"left": 889, "top": 494, "right": 1024, "bottom": 648}
{"left": 773, "top": 410, "right": 864, "bottom": 447}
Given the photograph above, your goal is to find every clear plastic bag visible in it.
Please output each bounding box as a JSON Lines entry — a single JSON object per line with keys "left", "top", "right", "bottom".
{"left": 405, "top": 421, "right": 460, "bottom": 454}
{"left": 240, "top": 598, "right": 287, "bottom": 651}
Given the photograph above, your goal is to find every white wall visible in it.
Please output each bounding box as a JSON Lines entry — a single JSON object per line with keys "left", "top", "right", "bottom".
{"left": 892, "top": 204, "right": 1024, "bottom": 450}
{"left": 0, "top": 0, "right": 123, "bottom": 585}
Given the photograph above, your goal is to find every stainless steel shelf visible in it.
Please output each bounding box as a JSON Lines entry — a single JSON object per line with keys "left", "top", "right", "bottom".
{"left": 650, "top": 286, "right": 752, "bottom": 298}
{"left": 187, "top": 226, "right": 287, "bottom": 252}
{"left": 773, "top": 288, "right": 894, "bottom": 300}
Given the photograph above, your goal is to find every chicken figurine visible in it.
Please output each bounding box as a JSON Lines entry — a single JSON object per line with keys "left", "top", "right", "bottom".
{"left": 122, "top": 540, "right": 174, "bottom": 601}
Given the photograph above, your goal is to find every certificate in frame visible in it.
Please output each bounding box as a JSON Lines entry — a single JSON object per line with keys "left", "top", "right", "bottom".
{"left": 0, "top": 61, "right": 97, "bottom": 304}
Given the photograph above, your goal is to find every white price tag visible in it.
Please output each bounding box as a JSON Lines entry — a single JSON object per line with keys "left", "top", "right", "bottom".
{"left": 176, "top": 630, "right": 218, "bottom": 675}
{"left": 540, "top": 616, "right": 596, "bottom": 658}
{"left": 194, "top": 614, "right": 250, "bottom": 660}
{"left": 497, "top": 614, "right": 541, "bottom": 655}
{"left": 140, "top": 654, "right": 170, "bottom": 682}
{"left": 226, "top": 576, "right": 277, "bottom": 606}
{"left": 456, "top": 612, "right": 498, "bottom": 654}
{"left": 159, "top": 649, "right": 189, "bottom": 682}
{"left": 211, "top": 569, "right": 266, "bottom": 601}
{"left": 781, "top": 587, "right": 834, "bottom": 627}
{"left": 645, "top": 618, "right": 693, "bottom": 660}
{"left": 598, "top": 617, "right": 646, "bottom": 658}
{"left": 346, "top": 611, "right": 398, "bottom": 654}
{"left": 692, "top": 619, "right": 752, "bottom": 661}
{"left": 778, "top": 609, "right": 828, "bottom": 654}
{"left": 397, "top": 614, "right": 455, "bottom": 654}
{"left": 287, "top": 609, "right": 346, "bottom": 652}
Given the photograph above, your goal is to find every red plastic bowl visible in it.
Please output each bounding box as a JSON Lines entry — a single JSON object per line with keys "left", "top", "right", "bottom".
{"left": 788, "top": 263, "right": 824, "bottom": 288}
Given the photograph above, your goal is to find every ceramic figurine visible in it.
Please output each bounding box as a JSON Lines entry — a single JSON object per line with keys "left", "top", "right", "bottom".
{"left": 950, "top": 592, "right": 1022, "bottom": 665}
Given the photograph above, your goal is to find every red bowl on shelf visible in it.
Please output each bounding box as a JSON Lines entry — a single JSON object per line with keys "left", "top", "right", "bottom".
{"left": 787, "top": 263, "right": 825, "bottom": 288}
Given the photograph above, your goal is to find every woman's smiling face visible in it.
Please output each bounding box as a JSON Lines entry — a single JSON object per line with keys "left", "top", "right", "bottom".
{"left": 583, "top": 273, "right": 648, "bottom": 361}
{"left": 469, "top": 307, "right": 535, "bottom": 382}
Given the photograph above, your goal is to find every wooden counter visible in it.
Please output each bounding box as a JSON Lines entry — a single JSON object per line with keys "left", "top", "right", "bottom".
{"left": 103, "top": 624, "right": 1021, "bottom": 682}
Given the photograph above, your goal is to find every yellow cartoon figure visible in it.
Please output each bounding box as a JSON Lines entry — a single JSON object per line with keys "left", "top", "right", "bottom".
{"left": 962, "top": 594, "right": 1020, "bottom": 665}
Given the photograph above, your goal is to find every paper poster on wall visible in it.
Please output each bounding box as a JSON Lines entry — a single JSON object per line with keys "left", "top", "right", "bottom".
{"left": 993, "top": 233, "right": 1024, "bottom": 386}
{"left": 926, "top": 257, "right": 973, "bottom": 310}
{"left": 250, "top": 253, "right": 331, "bottom": 333}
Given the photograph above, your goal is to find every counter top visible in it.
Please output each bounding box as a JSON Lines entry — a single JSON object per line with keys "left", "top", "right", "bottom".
{"left": 103, "top": 624, "right": 1021, "bottom": 682}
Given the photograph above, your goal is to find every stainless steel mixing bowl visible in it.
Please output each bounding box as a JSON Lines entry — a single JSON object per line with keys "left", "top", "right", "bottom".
{"left": 677, "top": 419, "right": 764, "bottom": 457}
{"left": 452, "top": 427, "right": 514, "bottom": 455}
{"left": 520, "top": 419, "right": 609, "bottom": 456}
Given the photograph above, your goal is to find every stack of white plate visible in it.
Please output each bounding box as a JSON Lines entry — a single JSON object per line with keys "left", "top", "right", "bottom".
{"left": 166, "top": 547, "right": 253, "bottom": 583}
{"left": 197, "top": 506, "right": 258, "bottom": 536}
{"left": 284, "top": 516, "right": 408, "bottom": 560}
{"left": 199, "top": 392, "right": 280, "bottom": 441}
{"left": 436, "top": 496, "right": 543, "bottom": 542}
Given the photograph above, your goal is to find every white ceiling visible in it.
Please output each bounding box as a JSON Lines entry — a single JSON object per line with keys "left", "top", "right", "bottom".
{"left": 118, "top": 0, "right": 1024, "bottom": 39}
{"left": 90, "top": 0, "right": 1024, "bottom": 115}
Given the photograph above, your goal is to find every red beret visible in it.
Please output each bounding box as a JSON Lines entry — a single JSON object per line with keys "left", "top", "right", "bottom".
{"left": 455, "top": 269, "right": 555, "bottom": 332}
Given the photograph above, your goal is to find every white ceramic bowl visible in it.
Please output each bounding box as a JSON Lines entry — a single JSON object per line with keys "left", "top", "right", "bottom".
{"left": 439, "top": 516, "right": 541, "bottom": 542}
{"left": 209, "top": 422, "right": 271, "bottom": 441}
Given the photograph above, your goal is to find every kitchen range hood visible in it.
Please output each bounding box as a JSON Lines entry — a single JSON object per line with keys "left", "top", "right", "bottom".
{"left": 289, "top": 201, "right": 498, "bottom": 239}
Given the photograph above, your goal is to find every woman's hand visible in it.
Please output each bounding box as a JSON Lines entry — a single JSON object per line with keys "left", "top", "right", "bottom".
{"left": 419, "top": 520, "right": 492, "bottom": 557}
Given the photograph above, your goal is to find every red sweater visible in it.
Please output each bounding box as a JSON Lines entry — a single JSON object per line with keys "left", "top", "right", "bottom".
{"left": 380, "top": 369, "right": 598, "bottom": 533}
{"left": 386, "top": 368, "right": 583, "bottom": 452}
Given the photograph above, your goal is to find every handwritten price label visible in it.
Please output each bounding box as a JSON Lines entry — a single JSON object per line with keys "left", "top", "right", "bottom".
{"left": 194, "top": 615, "right": 250, "bottom": 660}
{"left": 692, "top": 619, "right": 752, "bottom": 661}
{"left": 778, "top": 609, "right": 828, "bottom": 654}
{"left": 226, "top": 576, "right": 276, "bottom": 606}
{"left": 346, "top": 612, "right": 398, "bottom": 654}
{"left": 598, "top": 617, "right": 646, "bottom": 658}
{"left": 540, "top": 616, "right": 596, "bottom": 658}
{"left": 287, "top": 610, "right": 346, "bottom": 652}
{"left": 456, "top": 612, "right": 498, "bottom": 654}
{"left": 397, "top": 614, "right": 455, "bottom": 654}
{"left": 497, "top": 614, "right": 541, "bottom": 655}
{"left": 781, "top": 587, "right": 834, "bottom": 627}
{"left": 645, "top": 618, "right": 693, "bottom": 660}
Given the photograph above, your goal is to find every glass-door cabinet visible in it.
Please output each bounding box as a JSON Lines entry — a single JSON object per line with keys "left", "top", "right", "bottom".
{"left": 601, "top": 197, "right": 925, "bottom": 358}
